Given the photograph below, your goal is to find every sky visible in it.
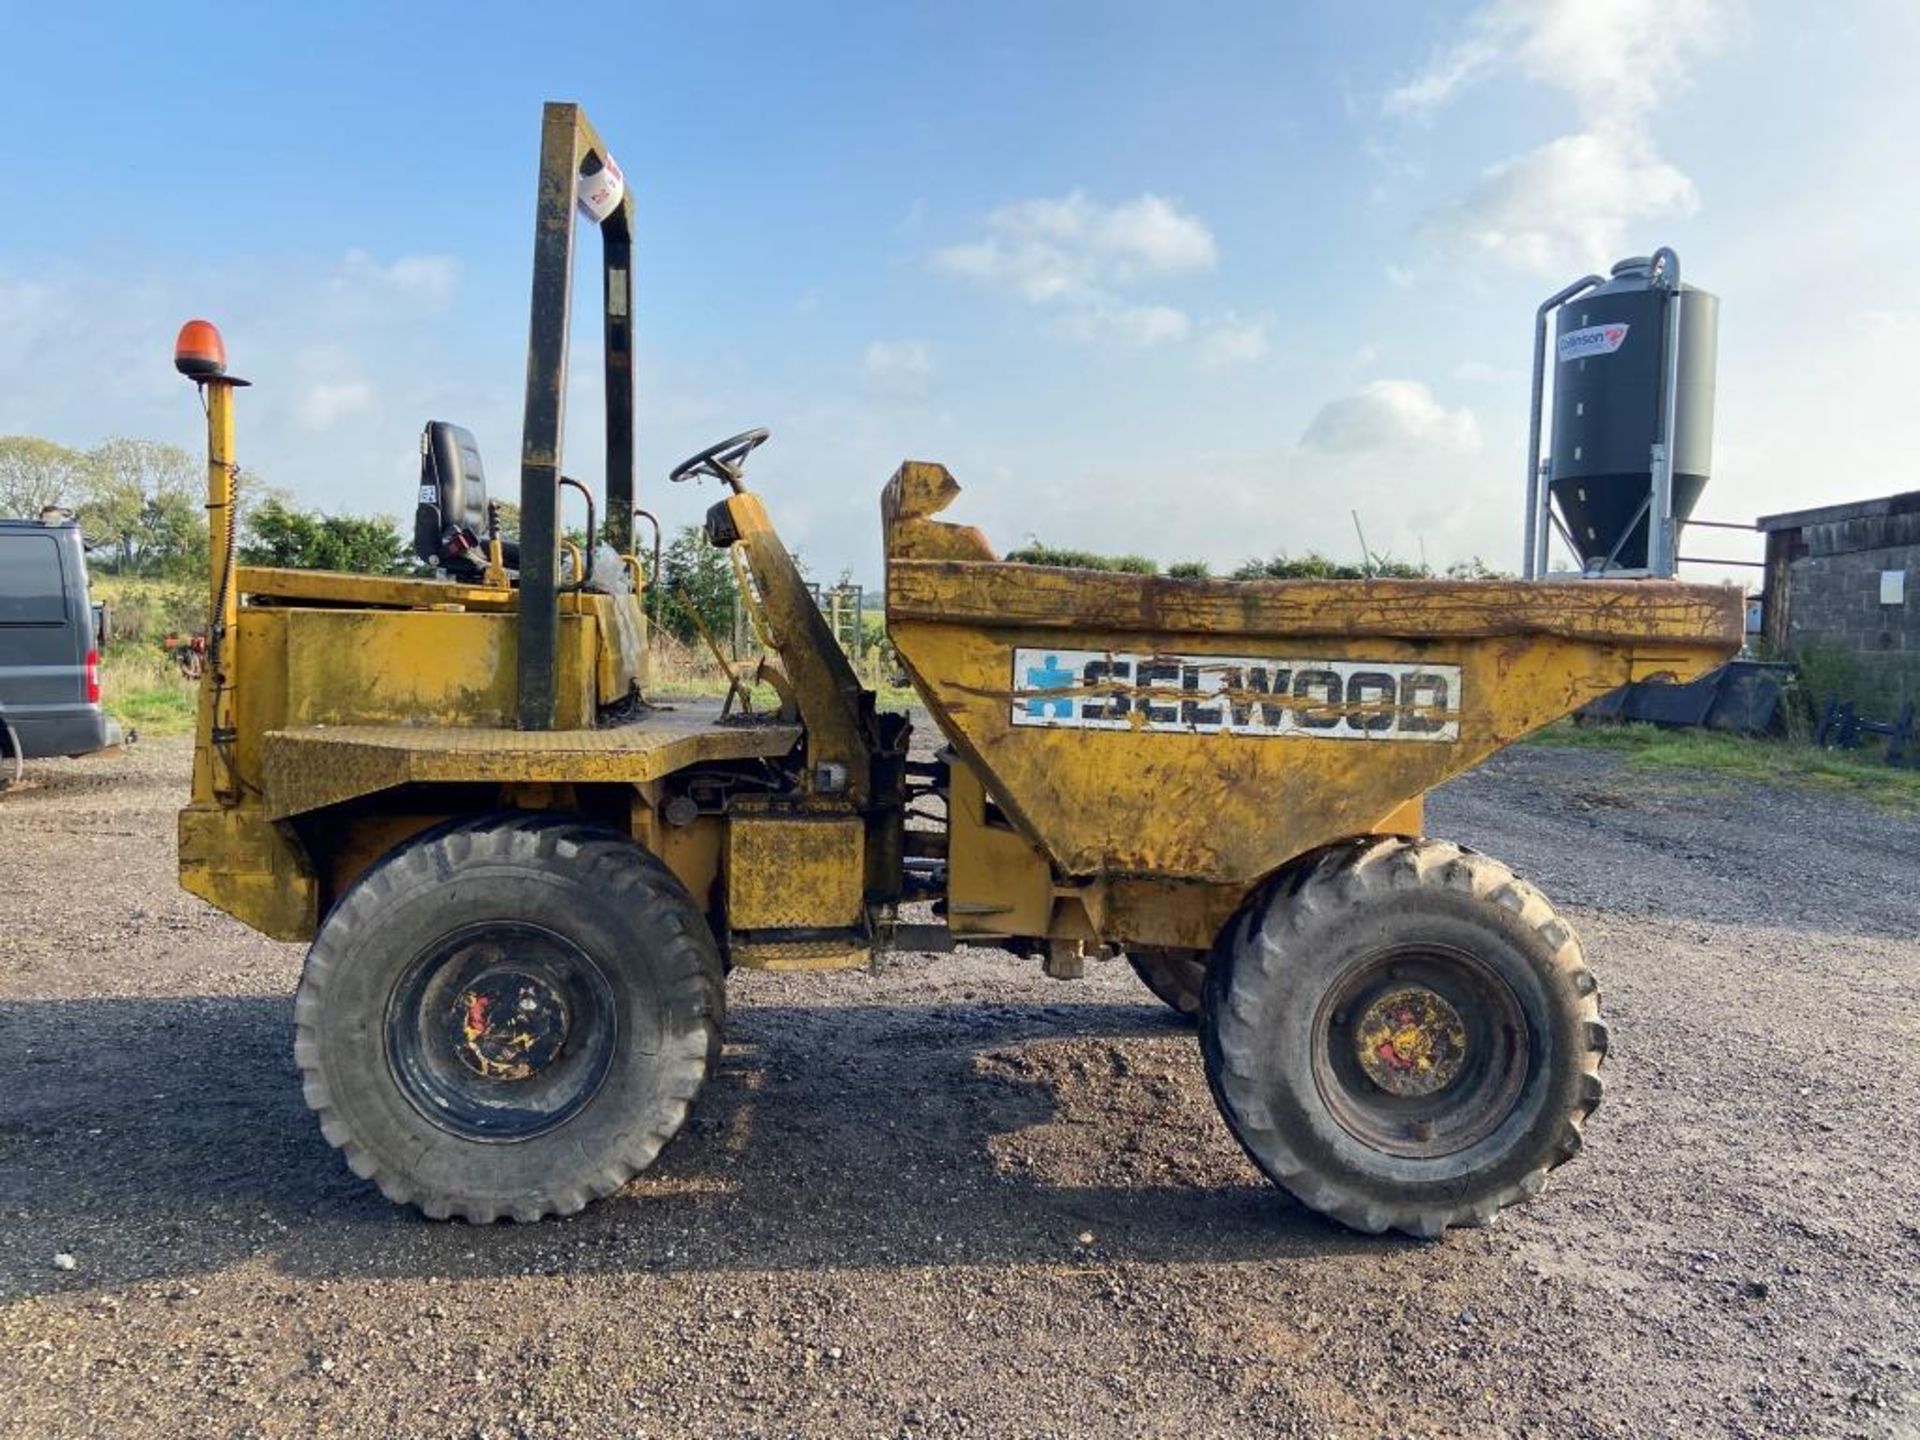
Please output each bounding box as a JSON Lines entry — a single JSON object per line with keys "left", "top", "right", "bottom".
{"left": 2, "top": 0, "right": 1916, "bottom": 587}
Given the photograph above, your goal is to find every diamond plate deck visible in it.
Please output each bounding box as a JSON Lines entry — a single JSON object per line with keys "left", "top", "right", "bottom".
{"left": 260, "top": 701, "right": 802, "bottom": 819}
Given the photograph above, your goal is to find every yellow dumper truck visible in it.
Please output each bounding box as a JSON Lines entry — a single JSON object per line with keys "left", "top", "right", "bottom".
{"left": 173, "top": 104, "right": 1741, "bottom": 1237}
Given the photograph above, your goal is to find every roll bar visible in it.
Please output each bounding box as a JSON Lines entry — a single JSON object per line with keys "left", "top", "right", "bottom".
{"left": 517, "top": 101, "right": 637, "bottom": 730}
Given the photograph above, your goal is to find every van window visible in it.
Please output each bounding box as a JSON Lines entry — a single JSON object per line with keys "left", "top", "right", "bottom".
{"left": 0, "top": 533, "right": 69, "bottom": 624}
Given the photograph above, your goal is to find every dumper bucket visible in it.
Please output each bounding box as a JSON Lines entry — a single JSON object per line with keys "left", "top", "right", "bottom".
{"left": 883, "top": 462, "right": 1743, "bottom": 888}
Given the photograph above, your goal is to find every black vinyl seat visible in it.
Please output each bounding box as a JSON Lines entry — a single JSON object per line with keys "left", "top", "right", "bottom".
{"left": 414, "top": 421, "right": 520, "bottom": 578}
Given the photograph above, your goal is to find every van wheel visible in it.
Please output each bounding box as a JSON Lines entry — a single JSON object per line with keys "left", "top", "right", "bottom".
{"left": 1202, "top": 837, "right": 1605, "bottom": 1239}
{"left": 0, "top": 716, "right": 21, "bottom": 790}
{"left": 294, "top": 814, "right": 724, "bottom": 1222}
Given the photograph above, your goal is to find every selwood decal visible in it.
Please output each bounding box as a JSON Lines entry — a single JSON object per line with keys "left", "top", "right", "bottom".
{"left": 1011, "top": 649, "right": 1462, "bottom": 741}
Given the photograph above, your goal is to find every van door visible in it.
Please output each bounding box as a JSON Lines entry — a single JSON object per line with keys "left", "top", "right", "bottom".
{"left": 0, "top": 529, "right": 90, "bottom": 755}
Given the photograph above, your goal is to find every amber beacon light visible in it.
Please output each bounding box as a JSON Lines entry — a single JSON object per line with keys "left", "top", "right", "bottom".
{"left": 173, "top": 319, "right": 229, "bottom": 380}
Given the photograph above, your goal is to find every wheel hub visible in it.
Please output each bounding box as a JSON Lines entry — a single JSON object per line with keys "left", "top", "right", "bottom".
{"left": 1312, "top": 947, "right": 1529, "bottom": 1159}
{"left": 451, "top": 969, "right": 571, "bottom": 1081}
{"left": 385, "top": 921, "right": 618, "bottom": 1143}
{"left": 1353, "top": 986, "right": 1467, "bottom": 1097}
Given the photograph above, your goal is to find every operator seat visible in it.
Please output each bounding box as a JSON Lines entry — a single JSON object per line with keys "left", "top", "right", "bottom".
{"left": 413, "top": 421, "right": 520, "bottom": 578}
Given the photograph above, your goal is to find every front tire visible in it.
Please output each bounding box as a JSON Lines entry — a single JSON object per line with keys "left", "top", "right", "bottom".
{"left": 294, "top": 814, "right": 724, "bottom": 1223}
{"left": 1201, "top": 837, "right": 1605, "bottom": 1239}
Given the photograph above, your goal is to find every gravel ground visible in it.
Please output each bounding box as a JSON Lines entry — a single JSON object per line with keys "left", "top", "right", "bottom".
{"left": 0, "top": 734, "right": 1915, "bottom": 1439}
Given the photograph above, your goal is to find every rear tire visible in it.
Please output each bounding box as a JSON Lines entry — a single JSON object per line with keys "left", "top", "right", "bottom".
{"left": 1201, "top": 836, "right": 1605, "bottom": 1239}
{"left": 1127, "top": 947, "right": 1206, "bottom": 1021}
{"left": 294, "top": 813, "right": 724, "bottom": 1223}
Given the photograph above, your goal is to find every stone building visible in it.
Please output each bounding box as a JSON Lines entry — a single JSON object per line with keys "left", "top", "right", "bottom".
{"left": 1757, "top": 490, "right": 1919, "bottom": 714}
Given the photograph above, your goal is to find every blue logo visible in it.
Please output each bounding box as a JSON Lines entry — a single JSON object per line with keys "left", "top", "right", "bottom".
{"left": 1023, "top": 654, "right": 1077, "bottom": 718}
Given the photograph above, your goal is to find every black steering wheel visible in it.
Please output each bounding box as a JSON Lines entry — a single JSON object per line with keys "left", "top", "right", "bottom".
{"left": 669, "top": 427, "right": 770, "bottom": 492}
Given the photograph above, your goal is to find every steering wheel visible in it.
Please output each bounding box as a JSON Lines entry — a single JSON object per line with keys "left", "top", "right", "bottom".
{"left": 669, "top": 427, "right": 770, "bottom": 492}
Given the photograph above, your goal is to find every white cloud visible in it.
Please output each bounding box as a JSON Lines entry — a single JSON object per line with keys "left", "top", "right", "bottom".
{"left": 1386, "top": 0, "right": 1726, "bottom": 126}
{"left": 933, "top": 191, "right": 1215, "bottom": 348}
{"left": 862, "top": 338, "right": 936, "bottom": 396}
{"left": 334, "top": 249, "right": 461, "bottom": 307}
{"left": 1386, "top": 0, "right": 1728, "bottom": 276}
{"left": 943, "top": 427, "right": 1505, "bottom": 581}
{"left": 298, "top": 379, "right": 375, "bottom": 430}
{"left": 934, "top": 192, "right": 1215, "bottom": 301}
{"left": 1384, "top": 36, "right": 1503, "bottom": 118}
{"left": 1452, "top": 359, "right": 1524, "bottom": 385}
{"left": 1434, "top": 128, "right": 1697, "bottom": 275}
{"left": 1198, "top": 315, "right": 1271, "bottom": 368}
{"left": 1300, "top": 379, "right": 1480, "bottom": 454}
{"left": 1057, "top": 301, "right": 1191, "bottom": 349}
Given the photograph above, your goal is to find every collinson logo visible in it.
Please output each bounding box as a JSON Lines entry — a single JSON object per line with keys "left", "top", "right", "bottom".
{"left": 1557, "top": 322, "right": 1629, "bottom": 362}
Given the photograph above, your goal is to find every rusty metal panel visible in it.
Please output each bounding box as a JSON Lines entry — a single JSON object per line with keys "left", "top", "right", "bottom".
{"left": 276, "top": 609, "right": 601, "bottom": 732}
{"left": 725, "top": 492, "right": 873, "bottom": 802}
{"left": 725, "top": 813, "right": 865, "bottom": 931}
{"left": 727, "top": 935, "right": 870, "bottom": 972}
{"left": 888, "top": 559, "right": 1743, "bottom": 647}
{"left": 236, "top": 566, "right": 515, "bottom": 611}
{"left": 178, "top": 803, "right": 317, "bottom": 941}
{"left": 283, "top": 610, "right": 519, "bottom": 728}
{"left": 258, "top": 706, "right": 802, "bottom": 819}
{"left": 945, "top": 762, "right": 1052, "bottom": 938}
{"left": 882, "top": 461, "right": 1743, "bottom": 888}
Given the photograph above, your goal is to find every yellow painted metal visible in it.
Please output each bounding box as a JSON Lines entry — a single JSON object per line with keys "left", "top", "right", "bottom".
{"left": 237, "top": 566, "right": 516, "bottom": 611}
{"left": 587, "top": 591, "right": 648, "bottom": 704}
{"left": 258, "top": 707, "right": 803, "bottom": 820}
{"left": 184, "top": 699, "right": 796, "bottom": 938}
{"left": 629, "top": 793, "right": 726, "bottom": 913}
{"left": 178, "top": 803, "right": 317, "bottom": 942}
{"left": 317, "top": 811, "right": 450, "bottom": 899}
{"left": 944, "top": 739, "right": 1426, "bottom": 950}
{"left": 193, "top": 380, "right": 243, "bottom": 806}
{"left": 725, "top": 813, "right": 866, "bottom": 932}
{"left": 945, "top": 761, "right": 1052, "bottom": 939}
{"left": 726, "top": 936, "right": 872, "bottom": 972}
{"left": 724, "top": 492, "right": 872, "bottom": 801}
{"left": 281, "top": 610, "right": 558, "bottom": 728}
{"left": 1355, "top": 987, "right": 1468, "bottom": 1096}
{"left": 885, "top": 461, "right": 1744, "bottom": 895}
{"left": 181, "top": 347, "right": 1736, "bottom": 972}
{"left": 1100, "top": 877, "right": 1244, "bottom": 953}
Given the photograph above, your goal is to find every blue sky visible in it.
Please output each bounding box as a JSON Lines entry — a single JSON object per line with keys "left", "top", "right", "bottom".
{"left": 3, "top": 1, "right": 1916, "bottom": 583}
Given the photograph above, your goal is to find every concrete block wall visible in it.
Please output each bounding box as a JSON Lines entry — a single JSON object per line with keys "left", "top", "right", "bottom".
{"left": 1785, "top": 532, "right": 1918, "bottom": 715}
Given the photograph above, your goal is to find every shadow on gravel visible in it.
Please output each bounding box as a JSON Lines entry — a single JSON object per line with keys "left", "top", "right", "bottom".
{"left": 0, "top": 993, "right": 1374, "bottom": 1301}
{"left": 0, "top": 752, "right": 164, "bottom": 803}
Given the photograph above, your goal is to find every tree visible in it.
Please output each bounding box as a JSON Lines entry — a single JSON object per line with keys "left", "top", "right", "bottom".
{"left": 656, "top": 523, "right": 739, "bottom": 646}
{"left": 80, "top": 438, "right": 206, "bottom": 577}
{"left": 242, "top": 499, "right": 420, "bottom": 575}
{"left": 0, "top": 436, "right": 89, "bottom": 517}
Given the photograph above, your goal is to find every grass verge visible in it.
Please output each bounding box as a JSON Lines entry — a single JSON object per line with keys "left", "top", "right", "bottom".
{"left": 100, "top": 644, "right": 197, "bottom": 738}
{"left": 1526, "top": 720, "right": 1920, "bottom": 808}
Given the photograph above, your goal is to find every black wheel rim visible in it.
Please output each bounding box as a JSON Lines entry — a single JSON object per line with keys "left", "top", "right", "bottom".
{"left": 385, "top": 922, "right": 618, "bottom": 1143}
{"left": 1310, "top": 945, "right": 1528, "bottom": 1159}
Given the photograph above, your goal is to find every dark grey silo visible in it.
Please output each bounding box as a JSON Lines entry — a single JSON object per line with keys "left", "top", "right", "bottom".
{"left": 1548, "top": 257, "right": 1719, "bottom": 571}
